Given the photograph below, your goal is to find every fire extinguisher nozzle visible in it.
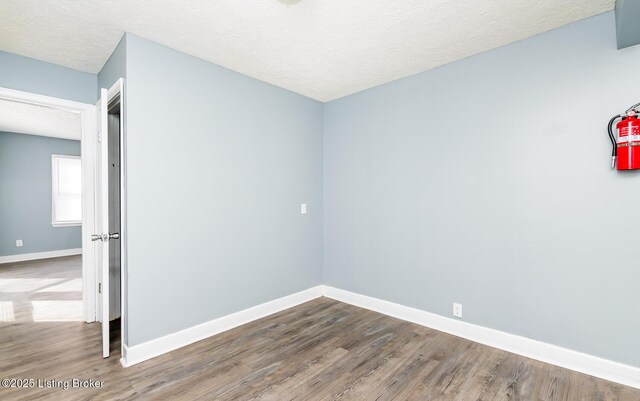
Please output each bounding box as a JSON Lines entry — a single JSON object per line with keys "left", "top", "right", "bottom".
{"left": 611, "top": 156, "right": 617, "bottom": 168}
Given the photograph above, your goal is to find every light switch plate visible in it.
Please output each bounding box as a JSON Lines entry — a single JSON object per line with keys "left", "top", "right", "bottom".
{"left": 301, "top": 203, "right": 307, "bottom": 214}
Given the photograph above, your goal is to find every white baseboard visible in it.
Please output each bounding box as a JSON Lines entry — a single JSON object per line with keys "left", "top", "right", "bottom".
{"left": 122, "top": 286, "right": 324, "bottom": 367}
{"left": 120, "top": 345, "right": 129, "bottom": 368}
{"left": 0, "top": 248, "right": 82, "bottom": 265}
{"left": 321, "top": 285, "right": 640, "bottom": 390}
{"left": 119, "top": 283, "right": 639, "bottom": 389}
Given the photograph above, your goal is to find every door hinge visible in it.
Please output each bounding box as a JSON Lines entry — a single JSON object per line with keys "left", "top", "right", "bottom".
{"left": 98, "top": 283, "right": 102, "bottom": 294}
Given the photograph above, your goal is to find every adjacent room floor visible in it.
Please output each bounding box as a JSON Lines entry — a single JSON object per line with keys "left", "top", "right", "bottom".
{"left": 0, "top": 296, "right": 638, "bottom": 400}
{"left": 0, "top": 255, "right": 83, "bottom": 323}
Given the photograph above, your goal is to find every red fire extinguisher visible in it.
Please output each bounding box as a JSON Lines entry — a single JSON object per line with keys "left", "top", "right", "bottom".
{"left": 608, "top": 102, "right": 640, "bottom": 170}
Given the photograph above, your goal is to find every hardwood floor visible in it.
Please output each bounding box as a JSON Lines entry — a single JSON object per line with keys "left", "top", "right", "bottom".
{"left": 0, "top": 296, "right": 638, "bottom": 400}
{"left": 0, "top": 255, "right": 83, "bottom": 322}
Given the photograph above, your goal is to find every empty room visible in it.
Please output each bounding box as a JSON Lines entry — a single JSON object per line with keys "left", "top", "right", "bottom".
{"left": 0, "top": 0, "right": 639, "bottom": 400}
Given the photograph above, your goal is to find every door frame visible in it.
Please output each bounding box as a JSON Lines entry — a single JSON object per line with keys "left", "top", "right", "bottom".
{"left": 0, "top": 86, "right": 97, "bottom": 322}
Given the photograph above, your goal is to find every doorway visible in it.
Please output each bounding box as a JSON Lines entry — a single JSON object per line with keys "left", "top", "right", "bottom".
{"left": 0, "top": 87, "right": 96, "bottom": 323}
{"left": 0, "top": 83, "right": 127, "bottom": 361}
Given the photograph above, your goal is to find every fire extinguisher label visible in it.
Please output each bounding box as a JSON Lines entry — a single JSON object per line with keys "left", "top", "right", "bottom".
{"left": 617, "top": 126, "right": 640, "bottom": 143}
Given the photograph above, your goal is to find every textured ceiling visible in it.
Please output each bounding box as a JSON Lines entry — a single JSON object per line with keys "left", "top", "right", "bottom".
{"left": 0, "top": 0, "right": 614, "bottom": 102}
{"left": 0, "top": 99, "right": 81, "bottom": 140}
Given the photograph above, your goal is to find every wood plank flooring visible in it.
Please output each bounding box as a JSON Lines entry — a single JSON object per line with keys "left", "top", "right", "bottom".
{"left": 0, "top": 261, "right": 638, "bottom": 400}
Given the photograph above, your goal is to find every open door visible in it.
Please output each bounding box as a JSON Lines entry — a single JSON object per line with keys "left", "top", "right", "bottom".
{"left": 93, "top": 80, "right": 124, "bottom": 360}
{"left": 93, "top": 88, "right": 111, "bottom": 358}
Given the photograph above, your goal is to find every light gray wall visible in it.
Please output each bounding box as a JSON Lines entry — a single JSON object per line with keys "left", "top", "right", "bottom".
{"left": 0, "top": 132, "right": 82, "bottom": 257}
{"left": 124, "top": 34, "right": 323, "bottom": 346}
{"left": 323, "top": 11, "right": 640, "bottom": 368}
{"left": 98, "top": 34, "right": 127, "bottom": 94}
{"left": 0, "top": 51, "right": 97, "bottom": 104}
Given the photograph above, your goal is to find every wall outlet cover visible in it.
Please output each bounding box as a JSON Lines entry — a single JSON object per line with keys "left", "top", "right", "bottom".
{"left": 453, "top": 303, "right": 463, "bottom": 318}
{"left": 16, "top": 239, "right": 23, "bottom": 247}
{"left": 301, "top": 203, "right": 307, "bottom": 214}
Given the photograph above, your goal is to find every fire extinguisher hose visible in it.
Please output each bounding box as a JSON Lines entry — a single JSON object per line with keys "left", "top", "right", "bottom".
{"left": 607, "top": 115, "right": 620, "bottom": 168}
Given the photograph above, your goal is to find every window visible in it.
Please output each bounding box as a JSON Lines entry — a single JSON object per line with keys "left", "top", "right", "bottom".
{"left": 52, "top": 155, "right": 82, "bottom": 227}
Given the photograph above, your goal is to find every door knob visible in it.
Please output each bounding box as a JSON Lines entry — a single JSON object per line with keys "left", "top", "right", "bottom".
{"left": 91, "top": 233, "right": 118, "bottom": 241}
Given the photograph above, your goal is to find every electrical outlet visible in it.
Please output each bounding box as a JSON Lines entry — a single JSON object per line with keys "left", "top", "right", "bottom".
{"left": 453, "top": 303, "right": 463, "bottom": 318}
{"left": 301, "top": 203, "right": 307, "bottom": 214}
{"left": 16, "top": 239, "right": 23, "bottom": 247}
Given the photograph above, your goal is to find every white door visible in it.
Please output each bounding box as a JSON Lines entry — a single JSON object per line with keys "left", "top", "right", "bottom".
{"left": 93, "top": 80, "right": 124, "bottom": 359}
{"left": 93, "top": 88, "right": 111, "bottom": 358}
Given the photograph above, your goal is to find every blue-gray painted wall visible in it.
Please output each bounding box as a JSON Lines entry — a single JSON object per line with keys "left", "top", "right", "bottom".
{"left": 0, "top": 132, "right": 82, "bottom": 256}
{"left": 0, "top": 51, "right": 97, "bottom": 104}
{"left": 323, "top": 12, "right": 640, "bottom": 368}
{"left": 98, "top": 35, "right": 127, "bottom": 94}
{"left": 124, "top": 34, "right": 323, "bottom": 346}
